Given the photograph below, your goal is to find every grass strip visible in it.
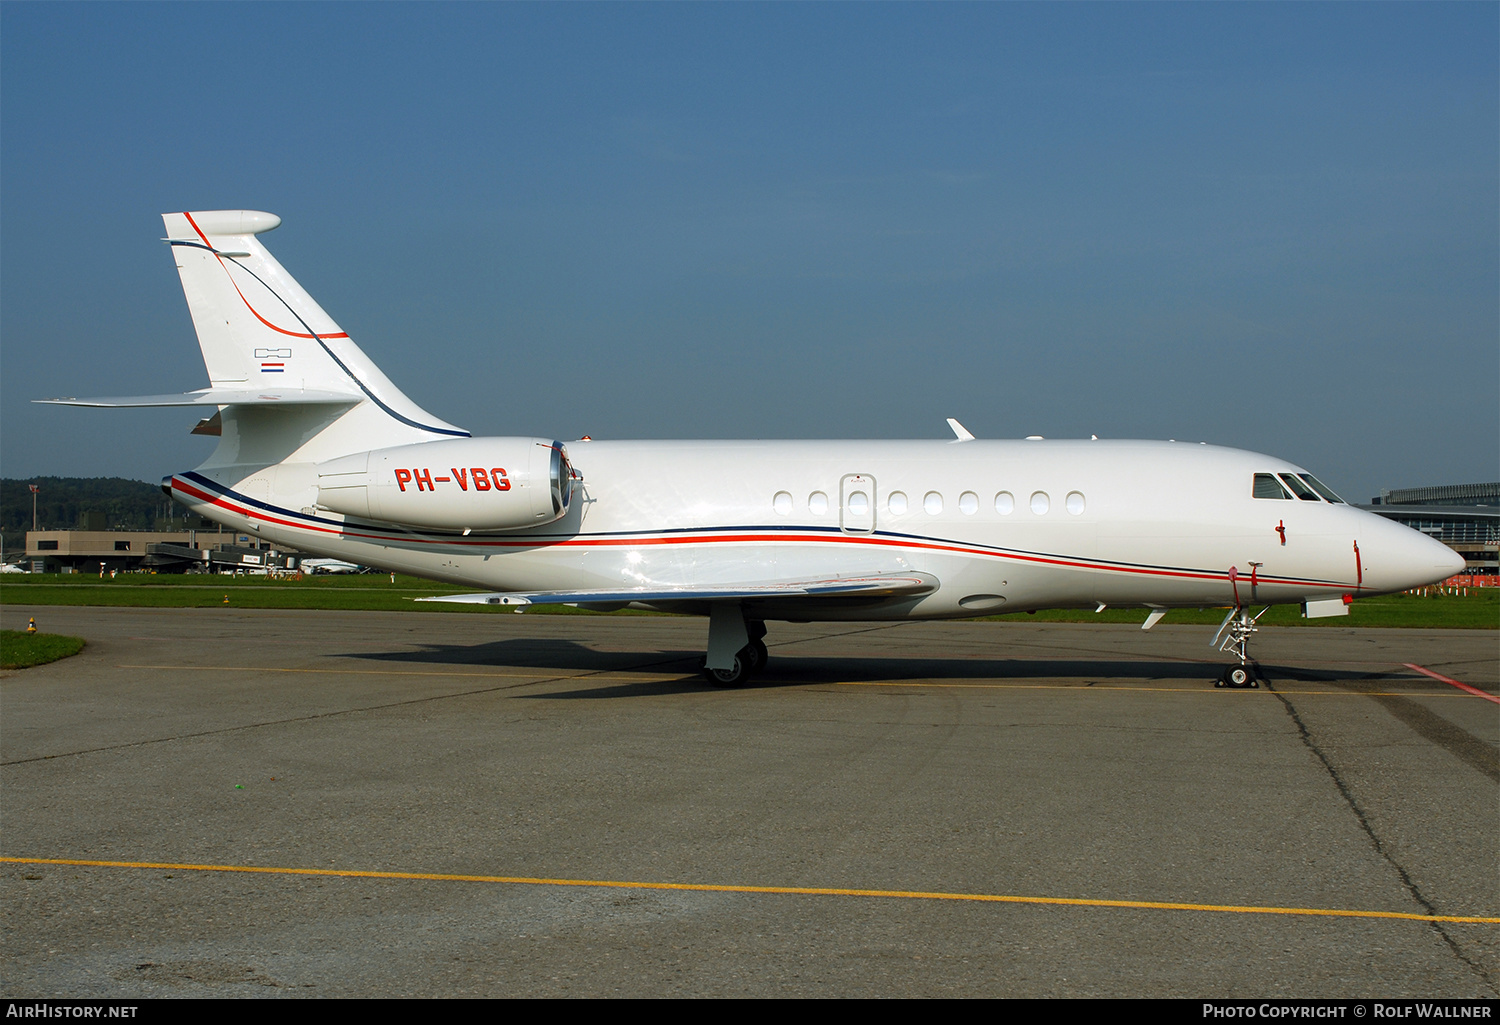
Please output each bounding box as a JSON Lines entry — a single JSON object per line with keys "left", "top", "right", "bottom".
{"left": 980, "top": 590, "right": 1498, "bottom": 630}
{"left": 1, "top": 630, "right": 85, "bottom": 670}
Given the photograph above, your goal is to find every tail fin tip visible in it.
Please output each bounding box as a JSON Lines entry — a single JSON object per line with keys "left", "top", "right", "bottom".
{"left": 168, "top": 210, "right": 282, "bottom": 238}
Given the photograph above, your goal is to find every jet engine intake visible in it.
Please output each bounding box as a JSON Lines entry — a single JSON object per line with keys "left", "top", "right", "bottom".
{"left": 315, "top": 437, "right": 574, "bottom": 531}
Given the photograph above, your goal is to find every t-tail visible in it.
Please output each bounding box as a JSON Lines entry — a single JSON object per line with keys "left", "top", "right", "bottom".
{"left": 38, "top": 211, "right": 574, "bottom": 546}
{"left": 40, "top": 209, "right": 469, "bottom": 477}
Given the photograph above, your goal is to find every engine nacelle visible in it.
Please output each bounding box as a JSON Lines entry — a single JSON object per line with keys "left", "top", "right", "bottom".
{"left": 315, "top": 437, "right": 574, "bottom": 531}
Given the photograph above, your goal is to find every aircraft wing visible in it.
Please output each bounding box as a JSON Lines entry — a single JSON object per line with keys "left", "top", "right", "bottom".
{"left": 415, "top": 571, "right": 940, "bottom": 608}
{"left": 35, "top": 388, "right": 362, "bottom": 407}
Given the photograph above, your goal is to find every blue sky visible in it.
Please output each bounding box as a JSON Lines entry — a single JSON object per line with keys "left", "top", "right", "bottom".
{"left": 3, "top": 2, "right": 1495, "bottom": 502}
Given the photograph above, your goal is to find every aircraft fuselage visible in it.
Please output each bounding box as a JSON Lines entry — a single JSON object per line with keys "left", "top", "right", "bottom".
{"left": 169, "top": 437, "right": 1457, "bottom": 620}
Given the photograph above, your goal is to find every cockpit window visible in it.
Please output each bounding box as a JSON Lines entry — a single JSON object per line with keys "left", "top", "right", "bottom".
{"left": 1278, "top": 473, "right": 1321, "bottom": 501}
{"left": 1297, "top": 473, "right": 1344, "bottom": 504}
{"left": 1253, "top": 473, "right": 1292, "bottom": 499}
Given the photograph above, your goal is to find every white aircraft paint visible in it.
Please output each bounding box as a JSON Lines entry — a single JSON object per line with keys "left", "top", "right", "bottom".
{"left": 40, "top": 211, "right": 1464, "bottom": 686}
{"left": 299, "top": 558, "right": 363, "bottom": 575}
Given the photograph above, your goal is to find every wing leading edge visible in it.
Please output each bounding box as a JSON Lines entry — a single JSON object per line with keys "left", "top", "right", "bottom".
{"left": 415, "top": 571, "right": 940, "bottom": 608}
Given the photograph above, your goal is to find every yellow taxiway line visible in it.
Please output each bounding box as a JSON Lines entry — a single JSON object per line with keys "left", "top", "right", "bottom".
{"left": 4, "top": 857, "right": 1495, "bottom": 925}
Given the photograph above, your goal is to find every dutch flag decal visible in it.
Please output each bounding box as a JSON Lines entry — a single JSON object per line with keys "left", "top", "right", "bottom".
{"left": 256, "top": 347, "right": 291, "bottom": 373}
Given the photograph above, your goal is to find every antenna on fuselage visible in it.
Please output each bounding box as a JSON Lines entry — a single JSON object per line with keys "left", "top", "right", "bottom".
{"left": 946, "top": 418, "right": 975, "bottom": 442}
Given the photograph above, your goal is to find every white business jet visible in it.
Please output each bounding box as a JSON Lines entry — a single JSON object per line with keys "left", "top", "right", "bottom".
{"left": 41, "top": 211, "right": 1463, "bottom": 687}
{"left": 299, "top": 558, "right": 364, "bottom": 575}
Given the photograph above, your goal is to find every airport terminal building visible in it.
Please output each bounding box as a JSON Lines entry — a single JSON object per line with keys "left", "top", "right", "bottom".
{"left": 1361, "top": 482, "right": 1499, "bottom": 579}
{"left": 23, "top": 528, "right": 300, "bottom": 575}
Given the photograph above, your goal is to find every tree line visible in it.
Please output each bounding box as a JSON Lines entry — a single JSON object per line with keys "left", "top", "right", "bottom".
{"left": 0, "top": 477, "right": 179, "bottom": 534}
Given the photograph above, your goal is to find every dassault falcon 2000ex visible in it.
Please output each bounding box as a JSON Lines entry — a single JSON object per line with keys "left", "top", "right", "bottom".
{"left": 43, "top": 210, "right": 1463, "bottom": 687}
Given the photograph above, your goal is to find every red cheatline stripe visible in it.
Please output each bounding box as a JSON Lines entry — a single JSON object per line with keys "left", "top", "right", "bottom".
{"left": 180, "top": 211, "right": 350, "bottom": 341}
{"left": 182, "top": 210, "right": 213, "bottom": 246}
{"left": 170, "top": 477, "right": 1342, "bottom": 591}
{"left": 1403, "top": 664, "right": 1500, "bottom": 704}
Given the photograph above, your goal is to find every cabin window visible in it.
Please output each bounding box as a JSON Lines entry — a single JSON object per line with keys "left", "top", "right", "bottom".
{"left": 888, "top": 491, "right": 908, "bottom": 515}
{"left": 959, "top": 491, "right": 979, "bottom": 515}
{"left": 923, "top": 492, "right": 943, "bottom": 515}
{"left": 1253, "top": 473, "right": 1291, "bottom": 500}
{"left": 994, "top": 491, "right": 1014, "bottom": 515}
{"left": 808, "top": 492, "right": 828, "bottom": 515}
{"left": 773, "top": 492, "right": 793, "bottom": 515}
{"left": 848, "top": 491, "right": 869, "bottom": 515}
{"left": 1298, "top": 473, "right": 1345, "bottom": 504}
{"left": 1030, "top": 491, "right": 1050, "bottom": 515}
{"left": 1066, "top": 491, "right": 1086, "bottom": 515}
{"left": 1278, "top": 473, "right": 1321, "bottom": 501}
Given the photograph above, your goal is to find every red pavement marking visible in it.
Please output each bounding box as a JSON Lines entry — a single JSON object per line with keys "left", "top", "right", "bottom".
{"left": 1403, "top": 663, "right": 1500, "bottom": 705}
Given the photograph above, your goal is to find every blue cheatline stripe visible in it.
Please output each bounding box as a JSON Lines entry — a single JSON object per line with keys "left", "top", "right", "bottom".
{"left": 172, "top": 472, "right": 1345, "bottom": 590}
{"left": 166, "top": 240, "right": 470, "bottom": 439}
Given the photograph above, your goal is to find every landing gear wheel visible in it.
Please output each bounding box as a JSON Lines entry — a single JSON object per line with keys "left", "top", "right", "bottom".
{"left": 702, "top": 655, "right": 750, "bottom": 688}
{"left": 1219, "top": 665, "right": 1255, "bottom": 689}
{"left": 742, "top": 639, "right": 769, "bottom": 673}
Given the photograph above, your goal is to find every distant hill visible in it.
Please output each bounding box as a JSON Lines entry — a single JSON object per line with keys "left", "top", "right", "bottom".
{"left": 1, "top": 477, "right": 183, "bottom": 534}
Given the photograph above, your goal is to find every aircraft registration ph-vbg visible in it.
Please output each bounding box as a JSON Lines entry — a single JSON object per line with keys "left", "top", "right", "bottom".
{"left": 41, "top": 210, "right": 1463, "bottom": 687}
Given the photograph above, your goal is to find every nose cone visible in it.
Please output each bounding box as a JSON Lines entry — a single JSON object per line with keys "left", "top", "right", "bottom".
{"left": 1437, "top": 541, "right": 1467, "bottom": 580}
{"left": 1363, "top": 515, "right": 1465, "bottom": 593}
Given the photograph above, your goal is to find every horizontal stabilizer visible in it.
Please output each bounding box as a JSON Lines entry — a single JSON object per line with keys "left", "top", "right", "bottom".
{"left": 416, "top": 572, "right": 941, "bottom": 607}
{"left": 35, "top": 388, "right": 363, "bottom": 408}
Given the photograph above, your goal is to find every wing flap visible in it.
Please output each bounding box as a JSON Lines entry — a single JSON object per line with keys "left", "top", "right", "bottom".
{"left": 416, "top": 571, "right": 940, "bottom": 607}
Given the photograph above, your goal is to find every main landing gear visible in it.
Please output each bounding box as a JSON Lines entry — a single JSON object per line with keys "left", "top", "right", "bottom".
{"left": 1211, "top": 605, "right": 1269, "bottom": 689}
{"left": 700, "top": 603, "right": 768, "bottom": 687}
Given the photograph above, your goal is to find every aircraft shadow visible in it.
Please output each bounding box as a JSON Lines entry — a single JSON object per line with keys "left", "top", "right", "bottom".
{"left": 338, "top": 640, "right": 1417, "bottom": 699}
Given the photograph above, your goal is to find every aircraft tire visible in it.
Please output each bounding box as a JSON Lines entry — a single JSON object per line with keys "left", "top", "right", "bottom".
{"left": 1225, "top": 665, "right": 1252, "bottom": 689}
{"left": 703, "top": 656, "right": 750, "bottom": 688}
{"left": 742, "top": 639, "right": 769, "bottom": 673}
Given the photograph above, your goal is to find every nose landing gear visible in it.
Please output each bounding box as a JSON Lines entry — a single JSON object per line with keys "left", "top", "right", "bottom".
{"left": 1212, "top": 605, "right": 1268, "bottom": 689}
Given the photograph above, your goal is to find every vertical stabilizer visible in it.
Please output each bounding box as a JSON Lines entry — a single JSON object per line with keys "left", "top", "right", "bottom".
{"left": 161, "top": 210, "right": 467, "bottom": 454}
